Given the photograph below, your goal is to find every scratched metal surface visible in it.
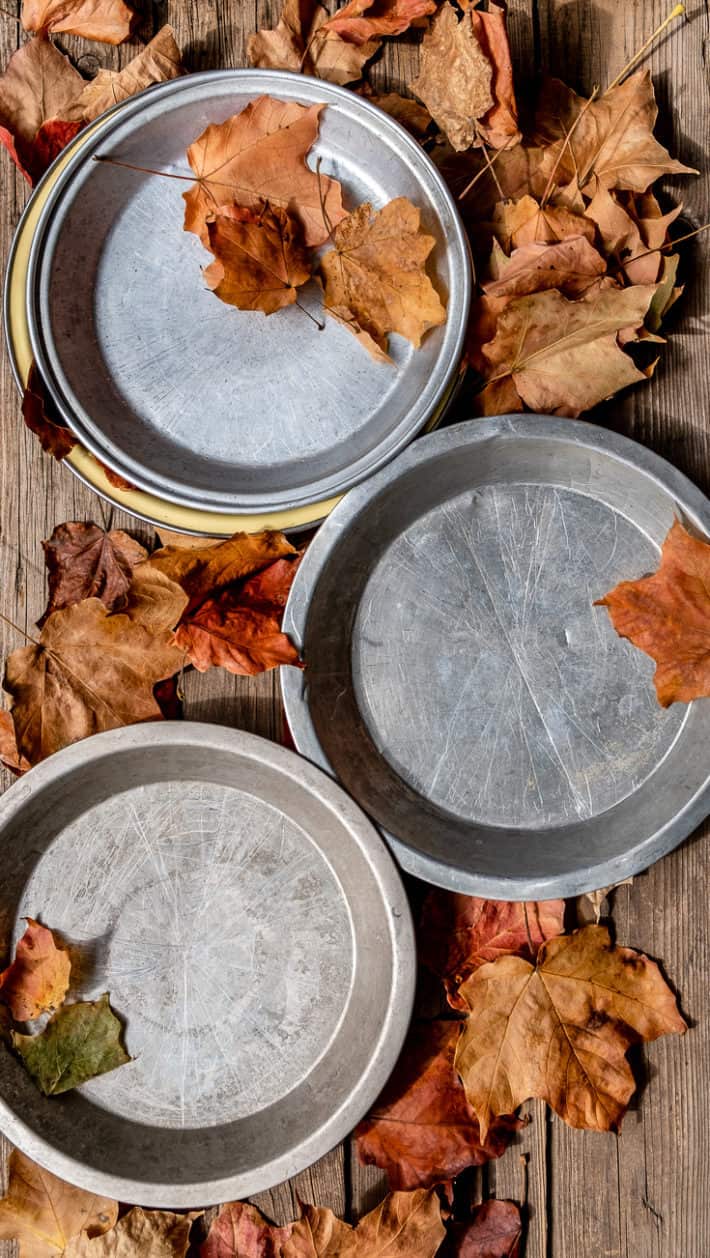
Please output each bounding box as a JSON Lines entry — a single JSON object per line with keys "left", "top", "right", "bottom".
{"left": 282, "top": 415, "right": 710, "bottom": 898}
{"left": 0, "top": 723, "right": 415, "bottom": 1206}
{"left": 26, "top": 70, "right": 470, "bottom": 515}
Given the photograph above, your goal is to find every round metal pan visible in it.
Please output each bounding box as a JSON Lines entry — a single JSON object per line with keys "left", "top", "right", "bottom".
{"left": 282, "top": 415, "right": 710, "bottom": 899}
{"left": 0, "top": 723, "right": 415, "bottom": 1206}
{"left": 5, "top": 111, "right": 459, "bottom": 537}
{"left": 26, "top": 70, "right": 470, "bottom": 515}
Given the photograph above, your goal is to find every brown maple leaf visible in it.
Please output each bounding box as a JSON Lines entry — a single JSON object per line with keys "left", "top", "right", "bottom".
{"left": 22, "top": 0, "right": 134, "bottom": 43}
{"left": 202, "top": 1190, "right": 445, "bottom": 1258}
{"left": 0, "top": 1149, "right": 117, "bottom": 1258}
{"left": 183, "top": 96, "right": 345, "bottom": 249}
{"left": 203, "top": 203, "right": 312, "bottom": 315}
{"left": 0, "top": 35, "right": 84, "bottom": 185}
{"left": 0, "top": 709, "right": 29, "bottom": 775}
{"left": 355, "top": 1020, "right": 520, "bottom": 1190}
{"left": 595, "top": 518, "right": 710, "bottom": 706}
{"left": 490, "top": 194, "right": 596, "bottom": 251}
{"left": 40, "top": 521, "right": 148, "bottom": 626}
{"left": 323, "top": 0, "right": 435, "bottom": 45}
{"left": 4, "top": 574, "right": 187, "bottom": 765}
{"left": 66, "top": 26, "right": 184, "bottom": 124}
{"left": 455, "top": 924, "right": 686, "bottom": 1141}
{"left": 419, "top": 891, "right": 565, "bottom": 1010}
{"left": 469, "top": 2, "right": 520, "bottom": 149}
{"left": 483, "top": 235, "right": 606, "bottom": 298}
{"left": 475, "top": 284, "right": 657, "bottom": 416}
{"left": 146, "top": 529, "right": 297, "bottom": 614}
{"left": 64, "top": 1207, "right": 198, "bottom": 1257}
{"left": 449, "top": 1201, "right": 522, "bottom": 1258}
{"left": 320, "top": 197, "right": 446, "bottom": 360}
{"left": 22, "top": 363, "right": 77, "bottom": 457}
{"left": 0, "top": 918, "right": 71, "bottom": 1021}
{"left": 585, "top": 186, "right": 681, "bottom": 287}
{"left": 176, "top": 557, "right": 301, "bottom": 676}
{"left": 412, "top": 3, "right": 493, "bottom": 152}
{"left": 248, "top": 0, "right": 379, "bottom": 85}
{"left": 534, "top": 71, "right": 697, "bottom": 197}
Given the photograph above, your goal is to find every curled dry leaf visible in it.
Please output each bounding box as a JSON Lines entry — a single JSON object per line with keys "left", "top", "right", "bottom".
{"left": 147, "top": 529, "right": 297, "bottom": 613}
{"left": 4, "top": 578, "right": 187, "bottom": 765}
{"left": 449, "top": 1201, "right": 522, "bottom": 1258}
{"left": 40, "top": 521, "right": 148, "bottom": 626}
{"left": 202, "top": 1190, "right": 445, "bottom": 1258}
{"left": 183, "top": 96, "right": 345, "bottom": 249}
{"left": 469, "top": 3, "right": 520, "bottom": 149}
{"left": 323, "top": 0, "right": 436, "bottom": 45}
{"left": 13, "top": 992, "right": 131, "bottom": 1095}
{"left": 66, "top": 26, "right": 184, "bottom": 124}
{"left": 65, "top": 1208, "right": 197, "bottom": 1258}
{"left": 455, "top": 924, "right": 686, "bottom": 1141}
{"left": 0, "top": 35, "right": 83, "bottom": 185}
{"left": 576, "top": 879, "right": 633, "bottom": 926}
{"left": 475, "top": 283, "right": 658, "bottom": 417}
{"left": 21, "top": 0, "right": 133, "bottom": 43}
{"left": 534, "top": 71, "right": 697, "bottom": 196}
{"left": 0, "top": 1148, "right": 117, "bottom": 1258}
{"left": 0, "top": 708, "right": 29, "bottom": 775}
{"left": 0, "top": 918, "right": 71, "bottom": 1021}
{"left": 204, "top": 203, "right": 312, "bottom": 315}
{"left": 483, "top": 235, "right": 606, "bottom": 299}
{"left": 22, "top": 363, "right": 77, "bottom": 459}
{"left": 355, "top": 1020, "right": 520, "bottom": 1190}
{"left": 176, "top": 557, "right": 302, "bottom": 676}
{"left": 584, "top": 185, "right": 670, "bottom": 286}
{"left": 596, "top": 518, "right": 710, "bottom": 706}
{"left": 419, "top": 890, "right": 565, "bottom": 1010}
{"left": 412, "top": 3, "right": 493, "bottom": 152}
{"left": 320, "top": 197, "right": 446, "bottom": 360}
{"left": 248, "top": 0, "right": 379, "bottom": 85}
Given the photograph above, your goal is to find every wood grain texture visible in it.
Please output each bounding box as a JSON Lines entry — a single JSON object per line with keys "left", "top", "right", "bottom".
{"left": 1, "top": 1, "right": 709, "bottom": 1255}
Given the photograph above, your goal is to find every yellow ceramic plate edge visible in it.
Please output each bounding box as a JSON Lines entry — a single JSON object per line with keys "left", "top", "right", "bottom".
{"left": 7, "top": 116, "right": 454, "bottom": 536}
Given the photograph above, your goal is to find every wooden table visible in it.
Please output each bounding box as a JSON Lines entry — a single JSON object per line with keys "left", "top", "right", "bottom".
{"left": 1, "top": 2, "right": 709, "bottom": 1254}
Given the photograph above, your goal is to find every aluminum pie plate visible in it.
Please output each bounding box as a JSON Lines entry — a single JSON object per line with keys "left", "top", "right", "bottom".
{"left": 282, "top": 415, "right": 710, "bottom": 900}
{"left": 0, "top": 723, "right": 415, "bottom": 1207}
{"left": 26, "top": 69, "right": 470, "bottom": 516}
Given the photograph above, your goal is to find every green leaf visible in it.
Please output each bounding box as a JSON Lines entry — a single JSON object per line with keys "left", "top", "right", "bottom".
{"left": 12, "top": 993, "right": 131, "bottom": 1095}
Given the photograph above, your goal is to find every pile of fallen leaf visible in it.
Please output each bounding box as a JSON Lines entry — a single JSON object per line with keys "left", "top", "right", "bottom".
{"left": 0, "top": 522, "right": 302, "bottom": 771}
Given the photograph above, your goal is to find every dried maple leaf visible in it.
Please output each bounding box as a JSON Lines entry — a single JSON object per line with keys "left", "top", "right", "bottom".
{"left": 469, "top": 3, "right": 520, "bottom": 149}
{"left": 596, "top": 518, "right": 710, "bottom": 706}
{"left": 534, "top": 71, "right": 696, "bottom": 197}
{"left": 248, "top": 0, "right": 379, "bottom": 85}
{"left": 475, "top": 284, "right": 657, "bottom": 417}
{"left": 66, "top": 1208, "right": 197, "bottom": 1258}
{"left": 585, "top": 185, "right": 665, "bottom": 285}
{"left": 13, "top": 992, "right": 131, "bottom": 1095}
{"left": 412, "top": 3, "right": 493, "bottom": 152}
{"left": 455, "top": 924, "right": 686, "bottom": 1141}
{"left": 183, "top": 96, "right": 345, "bottom": 249}
{"left": 23, "top": 362, "right": 77, "bottom": 458}
{"left": 4, "top": 578, "right": 187, "bottom": 765}
{"left": 22, "top": 0, "right": 133, "bottom": 43}
{"left": 0, "top": 35, "right": 84, "bottom": 185}
{"left": 490, "top": 194, "right": 596, "bottom": 251}
{"left": 0, "top": 1149, "right": 117, "bottom": 1258}
{"left": 66, "top": 26, "right": 183, "bottom": 124}
{"left": 323, "top": 0, "right": 435, "bottom": 44}
{"left": 0, "top": 709, "right": 29, "bottom": 775}
{"left": 202, "top": 1190, "right": 445, "bottom": 1258}
{"left": 0, "top": 918, "right": 71, "bottom": 1021}
{"left": 203, "top": 203, "right": 312, "bottom": 315}
{"left": 40, "top": 522, "right": 148, "bottom": 627}
{"left": 359, "top": 88, "right": 433, "bottom": 139}
{"left": 176, "top": 557, "right": 301, "bottom": 676}
{"left": 355, "top": 1020, "right": 520, "bottom": 1189}
{"left": 449, "top": 1201, "right": 522, "bottom": 1258}
{"left": 320, "top": 197, "right": 446, "bottom": 360}
{"left": 147, "top": 529, "right": 297, "bottom": 615}
{"left": 438, "top": 145, "right": 548, "bottom": 220}
{"left": 419, "top": 891, "right": 565, "bottom": 1010}
{"left": 483, "top": 235, "right": 606, "bottom": 298}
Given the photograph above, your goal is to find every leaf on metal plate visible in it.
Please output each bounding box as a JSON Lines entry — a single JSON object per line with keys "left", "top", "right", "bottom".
{"left": 13, "top": 993, "right": 131, "bottom": 1095}
{"left": 0, "top": 918, "right": 71, "bottom": 1022}
{"left": 203, "top": 203, "right": 312, "bottom": 315}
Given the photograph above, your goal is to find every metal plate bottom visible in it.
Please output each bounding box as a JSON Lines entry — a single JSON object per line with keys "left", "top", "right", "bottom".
{"left": 282, "top": 415, "right": 710, "bottom": 898}
{"left": 0, "top": 724, "right": 414, "bottom": 1206}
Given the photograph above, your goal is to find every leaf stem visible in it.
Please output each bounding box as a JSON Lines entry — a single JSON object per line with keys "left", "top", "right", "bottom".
{"left": 93, "top": 155, "right": 197, "bottom": 184}
{"left": 457, "top": 144, "right": 509, "bottom": 203}
{"left": 625, "top": 220, "right": 710, "bottom": 267}
{"left": 605, "top": 4, "right": 686, "bottom": 94}
{"left": 0, "top": 611, "right": 40, "bottom": 648}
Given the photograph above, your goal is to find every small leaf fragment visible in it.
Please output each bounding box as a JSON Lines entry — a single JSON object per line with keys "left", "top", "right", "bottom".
{"left": 12, "top": 993, "right": 131, "bottom": 1095}
{"left": 66, "top": 26, "right": 184, "bottom": 124}
{"left": 449, "top": 1200, "right": 523, "bottom": 1258}
{"left": 323, "top": 0, "right": 436, "bottom": 45}
{"left": 0, "top": 918, "right": 71, "bottom": 1021}
{"left": 248, "top": 0, "right": 379, "bottom": 85}
{"left": 21, "top": 0, "right": 134, "bottom": 44}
